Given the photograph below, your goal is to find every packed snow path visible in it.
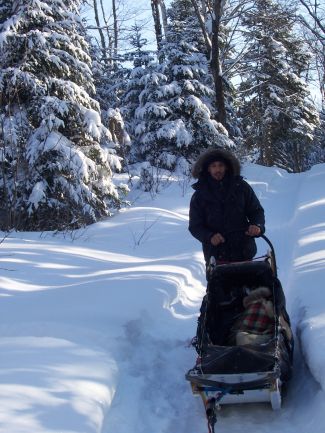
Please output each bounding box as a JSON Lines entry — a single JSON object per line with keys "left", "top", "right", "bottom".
{"left": 0, "top": 164, "right": 325, "bottom": 433}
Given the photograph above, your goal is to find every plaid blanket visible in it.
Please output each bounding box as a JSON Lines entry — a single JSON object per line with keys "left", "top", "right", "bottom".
{"left": 237, "top": 300, "right": 275, "bottom": 334}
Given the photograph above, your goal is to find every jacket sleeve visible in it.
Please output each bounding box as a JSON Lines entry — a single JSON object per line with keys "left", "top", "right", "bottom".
{"left": 243, "top": 181, "right": 265, "bottom": 233}
{"left": 188, "top": 193, "right": 214, "bottom": 244}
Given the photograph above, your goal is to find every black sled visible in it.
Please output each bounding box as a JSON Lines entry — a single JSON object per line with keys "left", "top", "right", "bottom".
{"left": 185, "top": 236, "right": 294, "bottom": 430}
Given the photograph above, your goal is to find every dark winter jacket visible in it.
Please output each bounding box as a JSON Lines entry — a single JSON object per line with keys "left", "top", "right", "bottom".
{"left": 189, "top": 149, "right": 265, "bottom": 263}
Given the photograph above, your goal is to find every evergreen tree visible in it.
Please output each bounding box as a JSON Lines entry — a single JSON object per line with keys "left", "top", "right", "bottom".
{"left": 167, "top": 0, "right": 242, "bottom": 143}
{"left": 133, "top": 39, "right": 233, "bottom": 174}
{"left": 307, "top": 109, "right": 325, "bottom": 167}
{"left": 239, "top": 0, "right": 319, "bottom": 172}
{"left": 0, "top": 0, "right": 122, "bottom": 230}
{"left": 119, "top": 24, "right": 154, "bottom": 167}
{"left": 167, "top": 0, "right": 207, "bottom": 54}
{"left": 90, "top": 40, "right": 130, "bottom": 166}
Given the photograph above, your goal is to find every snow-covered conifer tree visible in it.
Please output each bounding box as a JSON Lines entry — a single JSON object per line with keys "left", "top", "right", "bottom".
{"left": 307, "top": 109, "right": 325, "bottom": 167}
{"left": 168, "top": 0, "right": 242, "bottom": 143}
{"left": 239, "top": 0, "right": 319, "bottom": 172}
{"left": 167, "top": 0, "right": 207, "bottom": 54}
{"left": 134, "top": 40, "right": 233, "bottom": 173}
{"left": 90, "top": 41, "right": 130, "bottom": 167}
{"left": 0, "top": 0, "right": 122, "bottom": 230}
{"left": 119, "top": 24, "right": 154, "bottom": 167}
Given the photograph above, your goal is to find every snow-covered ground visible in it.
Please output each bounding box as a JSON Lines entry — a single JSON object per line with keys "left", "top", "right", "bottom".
{"left": 0, "top": 163, "right": 325, "bottom": 433}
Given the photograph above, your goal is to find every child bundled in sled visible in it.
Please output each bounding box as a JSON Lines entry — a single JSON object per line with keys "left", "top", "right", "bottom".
{"left": 230, "top": 286, "right": 292, "bottom": 346}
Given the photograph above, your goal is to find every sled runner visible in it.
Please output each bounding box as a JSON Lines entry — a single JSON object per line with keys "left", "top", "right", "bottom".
{"left": 185, "top": 236, "right": 294, "bottom": 432}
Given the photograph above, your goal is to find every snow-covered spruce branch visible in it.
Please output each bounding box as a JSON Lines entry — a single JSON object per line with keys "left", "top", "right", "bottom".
{"left": 236, "top": 80, "right": 266, "bottom": 95}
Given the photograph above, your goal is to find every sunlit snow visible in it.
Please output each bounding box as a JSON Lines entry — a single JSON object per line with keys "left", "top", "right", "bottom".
{"left": 0, "top": 163, "right": 325, "bottom": 433}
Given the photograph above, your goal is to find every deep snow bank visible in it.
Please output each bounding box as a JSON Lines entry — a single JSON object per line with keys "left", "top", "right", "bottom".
{"left": 281, "top": 164, "right": 325, "bottom": 391}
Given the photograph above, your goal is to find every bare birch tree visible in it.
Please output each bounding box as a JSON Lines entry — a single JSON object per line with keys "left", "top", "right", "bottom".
{"left": 159, "top": 0, "right": 168, "bottom": 36}
{"left": 298, "top": 0, "right": 325, "bottom": 108}
{"left": 93, "top": 0, "right": 108, "bottom": 63}
{"left": 187, "top": 0, "right": 251, "bottom": 128}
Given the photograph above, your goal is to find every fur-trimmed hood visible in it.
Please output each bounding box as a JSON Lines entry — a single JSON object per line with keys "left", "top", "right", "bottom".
{"left": 192, "top": 148, "right": 241, "bottom": 179}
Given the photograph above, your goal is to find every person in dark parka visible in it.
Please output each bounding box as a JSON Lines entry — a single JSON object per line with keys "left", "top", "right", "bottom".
{"left": 189, "top": 148, "right": 265, "bottom": 264}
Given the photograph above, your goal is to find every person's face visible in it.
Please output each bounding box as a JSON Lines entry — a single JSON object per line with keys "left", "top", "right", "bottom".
{"left": 208, "top": 161, "right": 227, "bottom": 181}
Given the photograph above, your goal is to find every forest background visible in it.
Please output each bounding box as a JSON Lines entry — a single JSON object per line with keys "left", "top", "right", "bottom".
{"left": 0, "top": 0, "right": 324, "bottom": 232}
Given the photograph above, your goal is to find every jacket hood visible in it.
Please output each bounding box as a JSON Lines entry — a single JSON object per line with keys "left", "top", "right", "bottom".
{"left": 192, "top": 148, "right": 241, "bottom": 179}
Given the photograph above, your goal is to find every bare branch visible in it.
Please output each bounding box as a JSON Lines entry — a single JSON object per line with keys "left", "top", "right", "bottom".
{"left": 189, "top": 0, "right": 212, "bottom": 53}
{"left": 92, "top": 0, "right": 108, "bottom": 63}
{"left": 298, "top": 0, "right": 325, "bottom": 37}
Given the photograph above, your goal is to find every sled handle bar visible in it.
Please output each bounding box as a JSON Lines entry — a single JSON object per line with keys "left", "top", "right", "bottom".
{"left": 207, "top": 232, "right": 278, "bottom": 278}
{"left": 261, "top": 234, "right": 277, "bottom": 278}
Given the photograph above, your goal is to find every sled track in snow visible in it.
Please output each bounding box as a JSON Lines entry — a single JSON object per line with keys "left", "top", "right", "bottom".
{"left": 101, "top": 167, "right": 325, "bottom": 433}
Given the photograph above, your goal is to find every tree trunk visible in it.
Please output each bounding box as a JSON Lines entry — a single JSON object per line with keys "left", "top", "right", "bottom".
{"left": 112, "top": 0, "right": 118, "bottom": 65}
{"left": 210, "top": 0, "right": 227, "bottom": 127}
{"left": 99, "top": 0, "right": 113, "bottom": 65}
{"left": 320, "top": 46, "right": 325, "bottom": 110}
{"left": 190, "top": 0, "right": 211, "bottom": 55}
{"left": 151, "top": 0, "right": 163, "bottom": 51}
{"left": 159, "top": 0, "right": 168, "bottom": 38}
{"left": 298, "top": 0, "right": 325, "bottom": 108}
{"left": 93, "top": 0, "right": 108, "bottom": 64}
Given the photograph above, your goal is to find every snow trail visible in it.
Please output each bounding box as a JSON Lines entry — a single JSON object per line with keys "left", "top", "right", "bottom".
{"left": 175, "top": 165, "right": 325, "bottom": 433}
{"left": 100, "top": 165, "right": 323, "bottom": 433}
